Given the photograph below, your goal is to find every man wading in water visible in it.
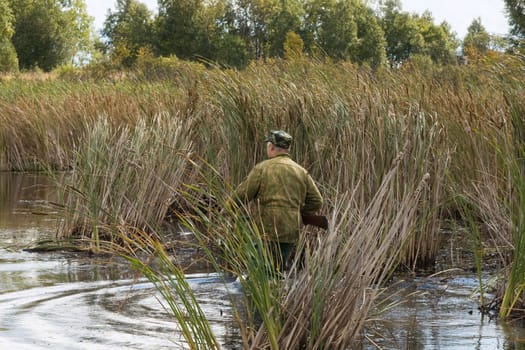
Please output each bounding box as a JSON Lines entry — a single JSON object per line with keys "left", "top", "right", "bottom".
{"left": 232, "top": 130, "right": 323, "bottom": 274}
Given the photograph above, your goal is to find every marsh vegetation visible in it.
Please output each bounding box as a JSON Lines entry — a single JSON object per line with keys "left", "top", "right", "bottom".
{"left": 1, "top": 55, "right": 525, "bottom": 348}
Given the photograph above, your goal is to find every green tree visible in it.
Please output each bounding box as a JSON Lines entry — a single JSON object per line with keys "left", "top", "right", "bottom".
{"left": 415, "top": 13, "right": 458, "bottom": 64}
{"left": 155, "top": 0, "right": 207, "bottom": 59}
{"left": 64, "top": 0, "right": 96, "bottom": 66}
{"left": 234, "top": 0, "right": 280, "bottom": 59}
{"left": 463, "top": 17, "right": 491, "bottom": 56}
{"left": 351, "top": 3, "right": 386, "bottom": 68}
{"left": 198, "top": 0, "right": 250, "bottom": 67}
{"left": 102, "top": 0, "right": 154, "bottom": 67}
{"left": 301, "top": 0, "right": 358, "bottom": 59}
{"left": 209, "top": 0, "right": 252, "bottom": 66}
{"left": 380, "top": 0, "right": 425, "bottom": 65}
{"left": 300, "top": 0, "right": 323, "bottom": 55}
{"left": 267, "top": 0, "right": 303, "bottom": 57}
{"left": 379, "top": 1, "right": 457, "bottom": 65}
{"left": 302, "top": 0, "right": 386, "bottom": 65}
{"left": 214, "top": 32, "right": 251, "bottom": 67}
{"left": 284, "top": 30, "right": 304, "bottom": 59}
{"left": 504, "top": 0, "right": 525, "bottom": 38}
{"left": 318, "top": 0, "right": 358, "bottom": 60}
{"left": 9, "top": 0, "right": 93, "bottom": 71}
{"left": 0, "top": 0, "right": 13, "bottom": 41}
{"left": 0, "top": 0, "right": 18, "bottom": 72}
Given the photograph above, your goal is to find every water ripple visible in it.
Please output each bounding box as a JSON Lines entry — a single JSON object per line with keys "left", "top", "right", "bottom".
{"left": 0, "top": 273, "right": 242, "bottom": 350}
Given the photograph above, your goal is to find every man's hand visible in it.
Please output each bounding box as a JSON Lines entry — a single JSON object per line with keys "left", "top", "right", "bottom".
{"left": 302, "top": 214, "right": 328, "bottom": 230}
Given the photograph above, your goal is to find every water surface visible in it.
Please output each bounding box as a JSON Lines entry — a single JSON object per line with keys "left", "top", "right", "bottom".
{"left": 1, "top": 172, "right": 525, "bottom": 349}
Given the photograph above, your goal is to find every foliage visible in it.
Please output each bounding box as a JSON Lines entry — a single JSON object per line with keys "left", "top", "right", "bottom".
{"left": 379, "top": 0, "right": 458, "bottom": 65}
{"left": 267, "top": 0, "right": 303, "bottom": 58}
{"left": 214, "top": 33, "right": 252, "bottom": 68}
{"left": 303, "top": 0, "right": 388, "bottom": 66}
{"left": 0, "top": 0, "right": 14, "bottom": 40}
{"left": 379, "top": 0, "right": 424, "bottom": 64}
{"left": 0, "top": 0, "right": 17, "bottom": 72}
{"left": 505, "top": 0, "right": 525, "bottom": 38}
{"left": 283, "top": 31, "right": 304, "bottom": 60}
{"left": 307, "top": 0, "right": 359, "bottom": 60}
{"left": 93, "top": 0, "right": 464, "bottom": 67}
{"left": 463, "top": 18, "right": 491, "bottom": 57}
{"left": 102, "top": 0, "right": 154, "bottom": 67}
{"left": 416, "top": 17, "right": 458, "bottom": 65}
{"left": 0, "top": 39, "right": 17, "bottom": 72}
{"left": 9, "top": 0, "right": 93, "bottom": 71}
{"left": 352, "top": 4, "right": 387, "bottom": 68}
{"left": 0, "top": 0, "right": 515, "bottom": 72}
{"left": 155, "top": 0, "right": 207, "bottom": 59}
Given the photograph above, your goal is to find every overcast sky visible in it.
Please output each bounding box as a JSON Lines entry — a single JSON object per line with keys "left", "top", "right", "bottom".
{"left": 86, "top": 0, "right": 510, "bottom": 39}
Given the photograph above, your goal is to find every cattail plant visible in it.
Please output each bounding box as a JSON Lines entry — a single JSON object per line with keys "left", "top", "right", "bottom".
{"left": 497, "top": 98, "right": 525, "bottom": 318}
{"left": 57, "top": 114, "right": 194, "bottom": 250}
{"left": 150, "top": 148, "right": 431, "bottom": 349}
{"left": 3, "top": 56, "right": 525, "bottom": 306}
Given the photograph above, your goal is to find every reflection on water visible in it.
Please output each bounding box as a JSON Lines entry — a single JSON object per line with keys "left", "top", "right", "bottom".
{"left": 0, "top": 172, "right": 61, "bottom": 247}
{"left": 2, "top": 172, "right": 525, "bottom": 349}
{"left": 363, "top": 275, "right": 525, "bottom": 350}
{"left": 0, "top": 172, "right": 243, "bottom": 349}
{"left": 0, "top": 258, "right": 242, "bottom": 350}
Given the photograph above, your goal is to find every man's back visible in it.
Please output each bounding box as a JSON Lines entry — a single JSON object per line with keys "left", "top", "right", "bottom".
{"left": 235, "top": 153, "right": 322, "bottom": 242}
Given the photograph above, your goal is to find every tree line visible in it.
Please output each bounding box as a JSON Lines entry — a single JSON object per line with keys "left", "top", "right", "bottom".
{"left": 0, "top": 0, "right": 523, "bottom": 72}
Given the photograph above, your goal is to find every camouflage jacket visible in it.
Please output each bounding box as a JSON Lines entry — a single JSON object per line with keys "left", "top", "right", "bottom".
{"left": 234, "top": 154, "right": 323, "bottom": 243}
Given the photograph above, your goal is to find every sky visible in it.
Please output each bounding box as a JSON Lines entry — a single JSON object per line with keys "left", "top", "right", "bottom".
{"left": 85, "top": 0, "right": 510, "bottom": 39}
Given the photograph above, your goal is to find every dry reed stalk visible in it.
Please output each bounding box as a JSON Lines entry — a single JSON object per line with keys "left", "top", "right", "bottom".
{"left": 1, "top": 59, "right": 523, "bottom": 269}
{"left": 246, "top": 152, "right": 431, "bottom": 349}
{"left": 14, "top": 58, "right": 524, "bottom": 345}
{"left": 57, "top": 114, "right": 194, "bottom": 245}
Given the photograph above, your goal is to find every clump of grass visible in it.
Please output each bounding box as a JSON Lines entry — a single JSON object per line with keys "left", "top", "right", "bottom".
{"left": 275, "top": 157, "right": 429, "bottom": 349}
{"left": 454, "top": 92, "right": 525, "bottom": 318}
{"left": 57, "top": 114, "right": 194, "bottom": 250}
{"left": 163, "top": 150, "right": 430, "bottom": 349}
{"left": 107, "top": 226, "right": 222, "bottom": 350}
{"left": 498, "top": 98, "right": 525, "bottom": 318}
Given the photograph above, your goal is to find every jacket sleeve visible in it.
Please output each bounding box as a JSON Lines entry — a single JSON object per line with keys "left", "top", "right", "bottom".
{"left": 302, "top": 174, "right": 323, "bottom": 214}
{"left": 233, "top": 165, "right": 262, "bottom": 204}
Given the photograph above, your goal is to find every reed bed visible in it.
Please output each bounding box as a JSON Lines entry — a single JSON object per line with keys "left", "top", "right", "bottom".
{"left": 56, "top": 114, "right": 195, "bottom": 250}
{"left": 457, "top": 95, "right": 525, "bottom": 317}
{"left": 3, "top": 55, "right": 525, "bottom": 325}
{"left": 107, "top": 147, "right": 429, "bottom": 349}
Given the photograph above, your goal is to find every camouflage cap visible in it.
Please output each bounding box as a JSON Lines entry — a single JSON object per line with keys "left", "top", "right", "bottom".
{"left": 264, "top": 130, "right": 292, "bottom": 149}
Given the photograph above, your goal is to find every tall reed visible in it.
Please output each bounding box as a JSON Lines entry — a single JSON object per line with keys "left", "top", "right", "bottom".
{"left": 3, "top": 57, "right": 524, "bottom": 268}
{"left": 453, "top": 90, "right": 525, "bottom": 317}
{"left": 498, "top": 98, "right": 525, "bottom": 317}
{"left": 107, "top": 226, "right": 222, "bottom": 350}
{"left": 163, "top": 149, "right": 430, "bottom": 349}
{"left": 57, "top": 114, "right": 193, "bottom": 249}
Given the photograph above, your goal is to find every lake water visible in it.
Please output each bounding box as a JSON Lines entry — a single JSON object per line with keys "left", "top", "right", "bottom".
{"left": 1, "top": 172, "right": 525, "bottom": 349}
